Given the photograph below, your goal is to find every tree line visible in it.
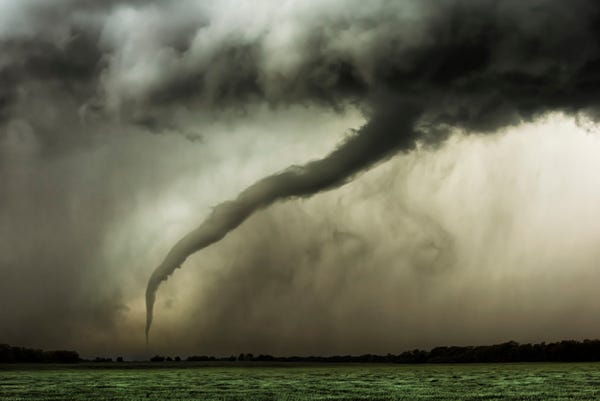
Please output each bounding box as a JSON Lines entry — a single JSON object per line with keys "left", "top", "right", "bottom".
{"left": 3, "top": 339, "right": 600, "bottom": 364}
{"left": 0, "top": 344, "right": 79, "bottom": 363}
{"left": 162, "top": 340, "right": 600, "bottom": 364}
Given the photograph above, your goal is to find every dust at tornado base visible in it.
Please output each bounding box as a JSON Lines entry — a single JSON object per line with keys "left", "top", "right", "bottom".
{"left": 1, "top": 363, "right": 600, "bottom": 400}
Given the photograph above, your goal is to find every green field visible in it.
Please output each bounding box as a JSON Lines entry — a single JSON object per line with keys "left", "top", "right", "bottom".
{"left": 1, "top": 363, "right": 600, "bottom": 400}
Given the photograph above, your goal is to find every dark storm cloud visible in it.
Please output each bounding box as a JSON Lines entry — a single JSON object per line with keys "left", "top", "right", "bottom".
{"left": 2, "top": 0, "right": 600, "bottom": 353}
{"left": 3, "top": 0, "right": 600, "bottom": 132}
{"left": 94, "top": 0, "right": 600, "bottom": 132}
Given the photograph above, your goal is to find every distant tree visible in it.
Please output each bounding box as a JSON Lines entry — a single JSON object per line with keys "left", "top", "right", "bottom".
{"left": 187, "top": 355, "right": 214, "bottom": 361}
{"left": 116, "top": 356, "right": 124, "bottom": 362}
{"left": 174, "top": 356, "right": 181, "bottom": 362}
{"left": 150, "top": 355, "right": 165, "bottom": 362}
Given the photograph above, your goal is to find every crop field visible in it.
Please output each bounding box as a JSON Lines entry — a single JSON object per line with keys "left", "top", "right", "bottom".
{"left": 1, "top": 362, "right": 600, "bottom": 400}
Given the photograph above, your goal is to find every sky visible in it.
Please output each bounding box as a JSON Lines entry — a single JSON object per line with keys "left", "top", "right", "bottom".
{"left": 1, "top": 0, "right": 600, "bottom": 358}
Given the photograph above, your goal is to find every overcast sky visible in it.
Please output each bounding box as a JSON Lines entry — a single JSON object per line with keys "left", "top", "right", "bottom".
{"left": 2, "top": 0, "right": 600, "bottom": 358}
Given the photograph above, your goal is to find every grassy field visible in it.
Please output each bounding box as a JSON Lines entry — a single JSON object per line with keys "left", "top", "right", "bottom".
{"left": 1, "top": 362, "right": 600, "bottom": 400}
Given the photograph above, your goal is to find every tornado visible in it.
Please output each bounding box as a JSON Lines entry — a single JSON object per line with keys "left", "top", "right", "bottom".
{"left": 145, "top": 102, "right": 422, "bottom": 340}
{"left": 142, "top": 0, "right": 600, "bottom": 340}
